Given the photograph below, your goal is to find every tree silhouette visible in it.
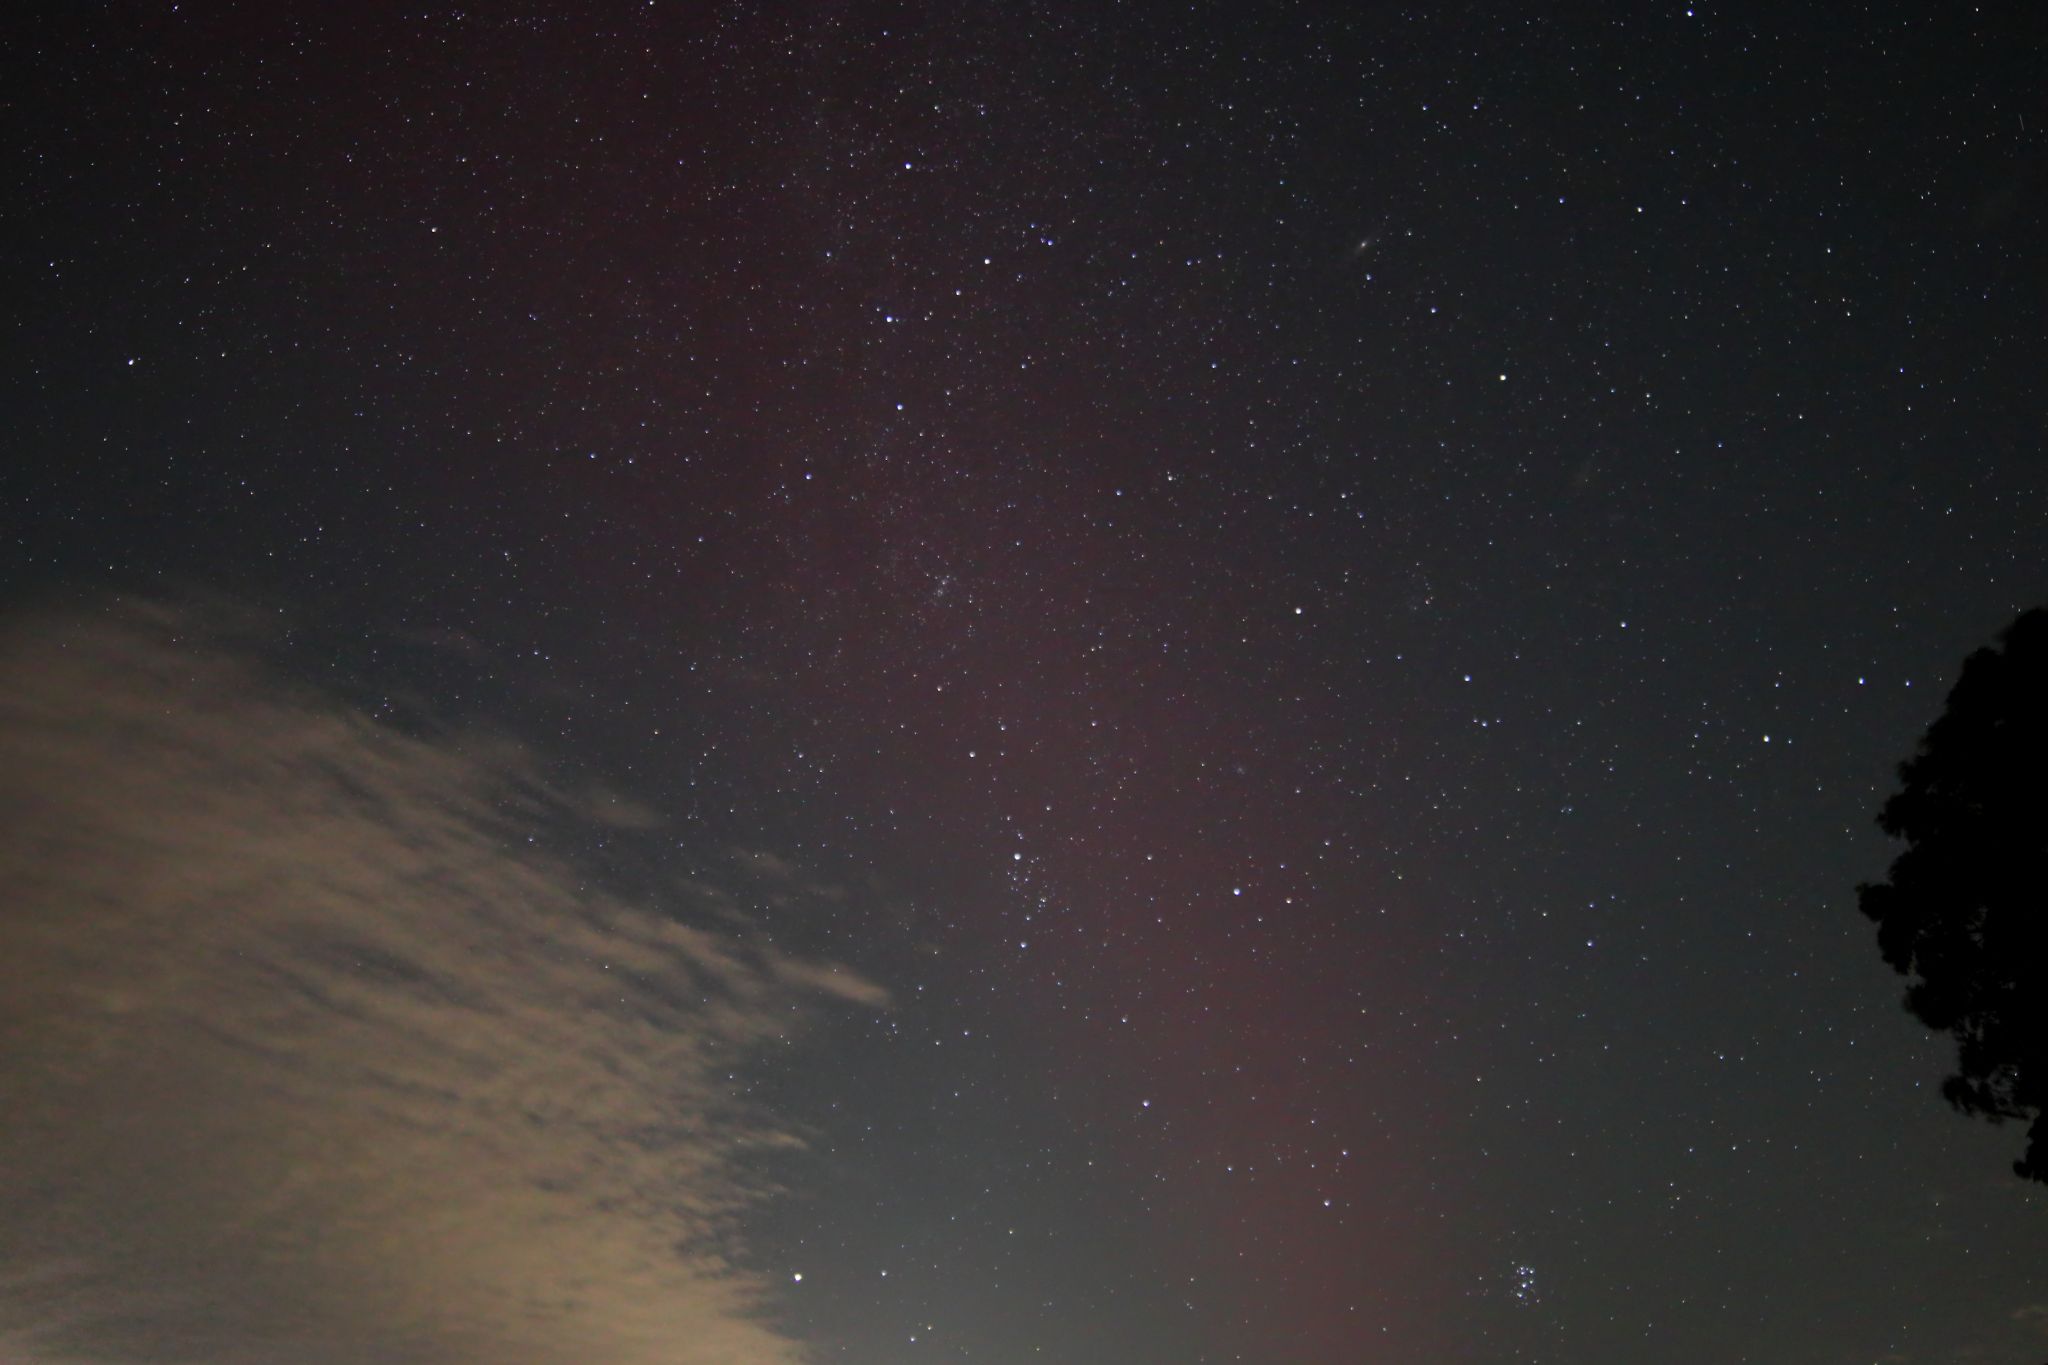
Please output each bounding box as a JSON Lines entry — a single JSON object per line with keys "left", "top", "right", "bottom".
{"left": 1859, "top": 607, "right": 2048, "bottom": 1184}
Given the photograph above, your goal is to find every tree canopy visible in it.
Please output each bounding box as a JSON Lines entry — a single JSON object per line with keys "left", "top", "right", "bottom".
{"left": 1859, "top": 607, "right": 2048, "bottom": 1183}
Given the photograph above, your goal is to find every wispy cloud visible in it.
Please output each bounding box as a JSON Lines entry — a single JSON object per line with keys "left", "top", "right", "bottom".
{"left": 0, "top": 597, "right": 884, "bottom": 1365}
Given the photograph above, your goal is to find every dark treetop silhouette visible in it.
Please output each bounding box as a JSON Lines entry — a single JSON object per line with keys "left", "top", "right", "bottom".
{"left": 1860, "top": 607, "right": 2048, "bottom": 1185}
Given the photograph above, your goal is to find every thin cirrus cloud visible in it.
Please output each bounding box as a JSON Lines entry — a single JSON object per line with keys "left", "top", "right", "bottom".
{"left": 0, "top": 596, "right": 884, "bottom": 1365}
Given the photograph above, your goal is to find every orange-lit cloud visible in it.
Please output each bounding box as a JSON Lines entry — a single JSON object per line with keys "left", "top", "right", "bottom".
{"left": 0, "top": 597, "right": 883, "bottom": 1365}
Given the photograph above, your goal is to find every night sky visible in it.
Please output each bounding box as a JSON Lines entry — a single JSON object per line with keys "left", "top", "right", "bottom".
{"left": 4, "top": 4, "right": 2045, "bottom": 1363}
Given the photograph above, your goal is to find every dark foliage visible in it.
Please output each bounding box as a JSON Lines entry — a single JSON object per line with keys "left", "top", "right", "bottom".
{"left": 1859, "top": 608, "right": 2048, "bottom": 1184}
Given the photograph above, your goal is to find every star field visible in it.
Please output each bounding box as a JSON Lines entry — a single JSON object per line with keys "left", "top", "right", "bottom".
{"left": 4, "top": 4, "right": 2045, "bottom": 1363}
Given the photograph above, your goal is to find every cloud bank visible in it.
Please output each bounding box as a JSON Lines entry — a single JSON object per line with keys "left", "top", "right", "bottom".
{"left": 0, "top": 598, "right": 882, "bottom": 1365}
